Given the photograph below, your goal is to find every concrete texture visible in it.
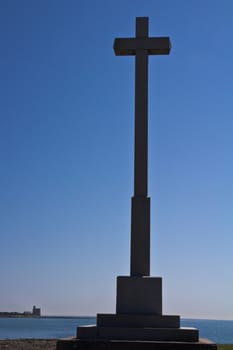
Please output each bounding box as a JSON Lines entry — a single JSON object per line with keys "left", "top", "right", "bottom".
{"left": 133, "top": 17, "right": 149, "bottom": 198}
{"left": 114, "top": 37, "right": 171, "bottom": 56}
{"left": 97, "top": 314, "right": 180, "bottom": 328}
{"left": 116, "top": 276, "right": 162, "bottom": 315}
{"left": 130, "top": 197, "right": 150, "bottom": 276}
{"left": 77, "top": 325, "right": 199, "bottom": 342}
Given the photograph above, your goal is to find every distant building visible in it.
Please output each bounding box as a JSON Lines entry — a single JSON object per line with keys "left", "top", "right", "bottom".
{"left": 32, "top": 305, "right": 41, "bottom": 316}
{"left": 23, "top": 311, "right": 31, "bottom": 315}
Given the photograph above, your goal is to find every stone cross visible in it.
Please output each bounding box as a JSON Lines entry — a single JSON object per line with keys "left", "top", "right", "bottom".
{"left": 61, "top": 17, "right": 210, "bottom": 346}
{"left": 114, "top": 17, "right": 171, "bottom": 277}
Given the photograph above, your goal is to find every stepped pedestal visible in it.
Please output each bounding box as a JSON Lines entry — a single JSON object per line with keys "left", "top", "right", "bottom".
{"left": 74, "top": 275, "right": 199, "bottom": 343}
{"left": 56, "top": 275, "right": 217, "bottom": 350}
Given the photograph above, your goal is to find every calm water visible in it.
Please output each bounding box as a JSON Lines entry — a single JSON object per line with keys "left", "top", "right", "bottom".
{"left": 181, "top": 319, "right": 233, "bottom": 343}
{"left": 0, "top": 317, "right": 95, "bottom": 340}
{"left": 0, "top": 317, "right": 232, "bottom": 343}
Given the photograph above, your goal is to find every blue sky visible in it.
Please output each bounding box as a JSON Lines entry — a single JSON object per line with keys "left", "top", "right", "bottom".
{"left": 0, "top": 0, "right": 233, "bottom": 319}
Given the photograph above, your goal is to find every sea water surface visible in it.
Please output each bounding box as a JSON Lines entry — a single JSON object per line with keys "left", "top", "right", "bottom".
{"left": 0, "top": 317, "right": 95, "bottom": 340}
{"left": 0, "top": 317, "right": 232, "bottom": 343}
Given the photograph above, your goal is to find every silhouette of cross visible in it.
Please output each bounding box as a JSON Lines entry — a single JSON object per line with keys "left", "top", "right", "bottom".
{"left": 114, "top": 17, "right": 171, "bottom": 276}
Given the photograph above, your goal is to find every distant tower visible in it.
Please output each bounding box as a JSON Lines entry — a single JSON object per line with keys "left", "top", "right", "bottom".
{"left": 32, "top": 305, "right": 41, "bottom": 316}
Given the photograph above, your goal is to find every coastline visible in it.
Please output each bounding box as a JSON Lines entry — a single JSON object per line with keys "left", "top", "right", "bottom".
{"left": 0, "top": 318, "right": 232, "bottom": 345}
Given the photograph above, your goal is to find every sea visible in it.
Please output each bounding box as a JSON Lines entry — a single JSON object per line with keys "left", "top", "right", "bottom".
{"left": 0, "top": 317, "right": 232, "bottom": 343}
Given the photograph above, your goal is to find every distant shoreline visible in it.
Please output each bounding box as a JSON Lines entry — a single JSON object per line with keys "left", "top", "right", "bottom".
{"left": 0, "top": 315, "right": 95, "bottom": 319}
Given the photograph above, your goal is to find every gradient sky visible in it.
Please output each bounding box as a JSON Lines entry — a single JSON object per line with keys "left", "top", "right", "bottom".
{"left": 1, "top": 0, "right": 233, "bottom": 319}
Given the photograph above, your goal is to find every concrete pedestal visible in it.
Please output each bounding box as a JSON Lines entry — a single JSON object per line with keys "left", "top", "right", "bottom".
{"left": 77, "top": 325, "right": 198, "bottom": 342}
{"left": 116, "top": 276, "right": 162, "bottom": 314}
{"left": 97, "top": 314, "right": 180, "bottom": 328}
{"left": 56, "top": 276, "right": 213, "bottom": 349}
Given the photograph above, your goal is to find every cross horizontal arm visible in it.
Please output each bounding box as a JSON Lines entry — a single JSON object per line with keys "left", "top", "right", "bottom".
{"left": 114, "top": 37, "right": 171, "bottom": 56}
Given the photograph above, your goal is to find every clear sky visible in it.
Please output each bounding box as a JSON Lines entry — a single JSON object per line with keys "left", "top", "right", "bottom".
{"left": 0, "top": 0, "right": 233, "bottom": 320}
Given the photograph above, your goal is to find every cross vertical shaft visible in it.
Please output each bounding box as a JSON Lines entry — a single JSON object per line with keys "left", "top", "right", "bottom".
{"left": 134, "top": 18, "right": 148, "bottom": 196}
{"left": 131, "top": 18, "right": 150, "bottom": 276}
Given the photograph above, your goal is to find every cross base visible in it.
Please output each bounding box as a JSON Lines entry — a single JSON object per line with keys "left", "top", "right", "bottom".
{"left": 116, "top": 276, "right": 162, "bottom": 314}
{"left": 55, "top": 276, "right": 216, "bottom": 349}
{"left": 76, "top": 325, "right": 198, "bottom": 342}
{"left": 56, "top": 338, "right": 217, "bottom": 350}
{"left": 73, "top": 271, "right": 199, "bottom": 343}
{"left": 97, "top": 313, "right": 180, "bottom": 328}
{"left": 56, "top": 275, "right": 202, "bottom": 347}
